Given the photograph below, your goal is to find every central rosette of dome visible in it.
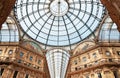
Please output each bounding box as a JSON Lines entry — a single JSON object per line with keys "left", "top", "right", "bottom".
{"left": 50, "top": 0, "right": 69, "bottom": 16}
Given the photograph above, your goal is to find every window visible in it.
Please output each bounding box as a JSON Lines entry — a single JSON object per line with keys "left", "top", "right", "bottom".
{"left": 0, "top": 50, "right": 2, "bottom": 54}
{"left": 91, "top": 74, "right": 94, "bottom": 77}
{"left": 38, "top": 60, "right": 41, "bottom": 65}
{"left": 95, "top": 61, "right": 98, "bottom": 64}
{"left": 27, "top": 63, "right": 31, "bottom": 66}
{"left": 74, "top": 60, "right": 77, "bottom": 65}
{"left": 1, "top": 17, "right": 19, "bottom": 42}
{"left": 117, "top": 51, "right": 120, "bottom": 55}
{"left": 20, "top": 52, "right": 24, "bottom": 57}
{"left": 105, "top": 51, "right": 111, "bottom": 56}
{"left": 29, "top": 56, "right": 33, "bottom": 61}
{"left": 25, "top": 74, "right": 29, "bottom": 78}
{"left": 17, "top": 59, "right": 22, "bottom": 63}
{"left": 75, "top": 67, "right": 77, "bottom": 71}
{"left": 113, "top": 71, "right": 118, "bottom": 78}
{"left": 97, "top": 73, "right": 102, "bottom": 78}
{"left": 84, "top": 64, "right": 87, "bottom": 68}
{"left": 0, "top": 68, "right": 4, "bottom": 76}
{"left": 82, "top": 57, "right": 87, "bottom": 62}
{"left": 8, "top": 50, "right": 13, "bottom": 55}
{"left": 86, "top": 76, "right": 89, "bottom": 78}
{"left": 93, "top": 53, "right": 97, "bottom": 58}
{"left": 109, "top": 59, "right": 113, "bottom": 62}
{"left": 13, "top": 71, "right": 18, "bottom": 78}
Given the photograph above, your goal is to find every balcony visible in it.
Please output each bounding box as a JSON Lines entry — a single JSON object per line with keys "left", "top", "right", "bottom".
{"left": 69, "top": 58, "right": 120, "bottom": 75}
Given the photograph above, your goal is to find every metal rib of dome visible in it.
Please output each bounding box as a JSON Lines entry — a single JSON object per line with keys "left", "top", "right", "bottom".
{"left": 14, "top": 0, "right": 105, "bottom": 47}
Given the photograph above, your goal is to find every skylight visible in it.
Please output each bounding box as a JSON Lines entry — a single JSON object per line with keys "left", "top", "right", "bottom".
{"left": 46, "top": 49, "right": 70, "bottom": 78}
{"left": 14, "top": 0, "right": 105, "bottom": 47}
{"left": 0, "top": 17, "right": 19, "bottom": 42}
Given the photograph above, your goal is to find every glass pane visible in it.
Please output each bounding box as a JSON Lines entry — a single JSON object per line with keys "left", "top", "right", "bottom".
{"left": 46, "top": 49, "right": 70, "bottom": 78}
{"left": 14, "top": 0, "right": 105, "bottom": 47}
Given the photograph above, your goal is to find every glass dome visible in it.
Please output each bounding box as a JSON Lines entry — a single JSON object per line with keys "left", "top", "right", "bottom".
{"left": 14, "top": 0, "right": 105, "bottom": 46}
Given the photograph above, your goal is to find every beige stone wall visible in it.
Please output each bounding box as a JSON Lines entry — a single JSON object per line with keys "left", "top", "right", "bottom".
{"left": 68, "top": 43, "right": 120, "bottom": 78}
{"left": 0, "top": 44, "right": 48, "bottom": 78}
{"left": 68, "top": 67, "right": 120, "bottom": 78}
{"left": 0, "top": 65, "right": 45, "bottom": 78}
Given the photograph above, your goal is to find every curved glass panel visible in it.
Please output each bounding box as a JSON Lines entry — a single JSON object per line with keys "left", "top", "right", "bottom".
{"left": 46, "top": 49, "right": 70, "bottom": 78}
{"left": 14, "top": 0, "right": 105, "bottom": 46}
{"left": 0, "top": 17, "right": 19, "bottom": 42}
{"left": 99, "top": 16, "right": 120, "bottom": 42}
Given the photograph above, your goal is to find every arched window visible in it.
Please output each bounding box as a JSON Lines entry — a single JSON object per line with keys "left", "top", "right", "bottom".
{"left": 97, "top": 73, "right": 102, "bottom": 78}
{"left": 0, "top": 16, "right": 19, "bottom": 42}
{"left": 113, "top": 71, "right": 118, "bottom": 78}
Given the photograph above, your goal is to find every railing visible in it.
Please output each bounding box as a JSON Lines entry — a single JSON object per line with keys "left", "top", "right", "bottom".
{"left": 0, "top": 56, "right": 44, "bottom": 72}
{"left": 71, "top": 58, "right": 120, "bottom": 72}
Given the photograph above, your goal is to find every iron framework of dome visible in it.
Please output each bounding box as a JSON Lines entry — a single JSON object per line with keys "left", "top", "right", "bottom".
{"left": 14, "top": 0, "right": 105, "bottom": 47}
